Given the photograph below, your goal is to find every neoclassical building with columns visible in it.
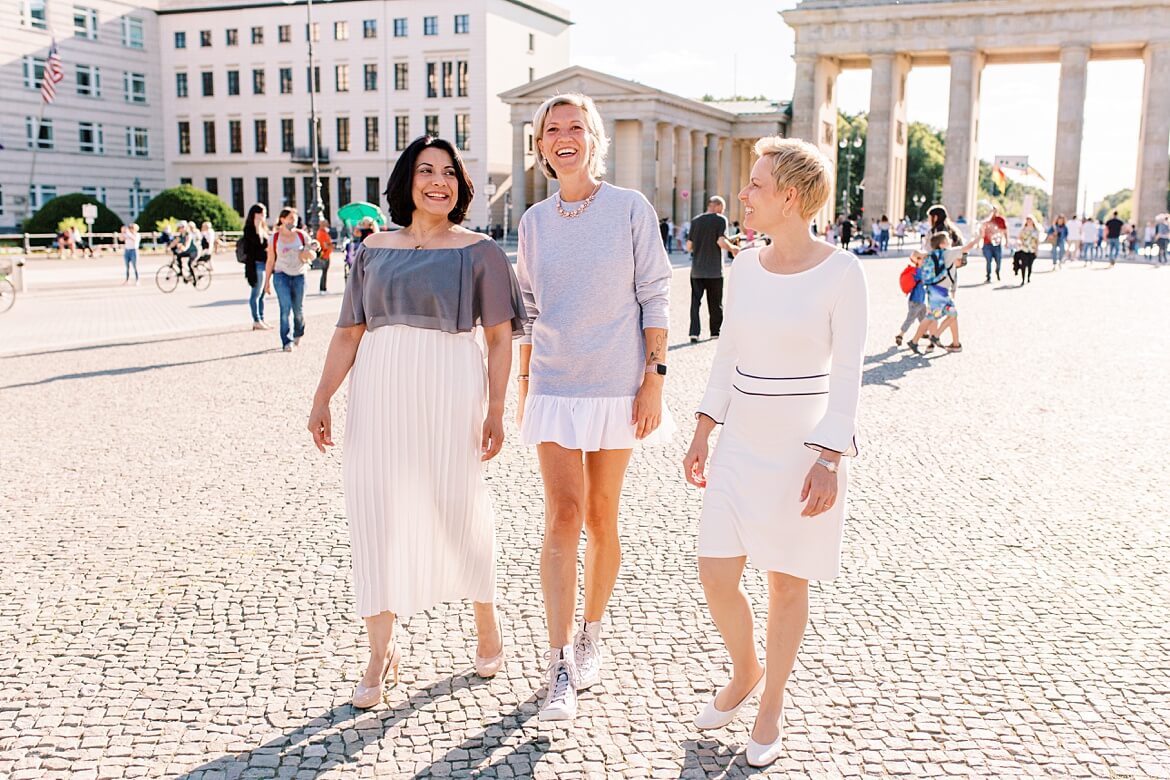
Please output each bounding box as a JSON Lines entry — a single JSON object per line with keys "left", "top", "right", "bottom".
{"left": 499, "top": 67, "right": 788, "bottom": 229}
{"left": 783, "top": 0, "right": 1170, "bottom": 229}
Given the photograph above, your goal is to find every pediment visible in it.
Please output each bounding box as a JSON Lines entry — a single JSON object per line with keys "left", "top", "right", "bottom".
{"left": 499, "top": 66, "right": 658, "bottom": 102}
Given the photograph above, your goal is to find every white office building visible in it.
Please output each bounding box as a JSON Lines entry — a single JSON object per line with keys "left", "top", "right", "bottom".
{"left": 1, "top": 0, "right": 570, "bottom": 231}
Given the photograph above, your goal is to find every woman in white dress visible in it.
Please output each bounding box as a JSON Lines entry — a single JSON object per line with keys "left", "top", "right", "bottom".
{"left": 307, "top": 136, "right": 525, "bottom": 708}
{"left": 682, "top": 137, "right": 868, "bottom": 767}
{"left": 514, "top": 93, "right": 674, "bottom": 722}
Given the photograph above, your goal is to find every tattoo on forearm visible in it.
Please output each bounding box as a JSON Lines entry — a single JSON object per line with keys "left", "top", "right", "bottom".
{"left": 647, "top": 333, "right": 665, "bottom": 365}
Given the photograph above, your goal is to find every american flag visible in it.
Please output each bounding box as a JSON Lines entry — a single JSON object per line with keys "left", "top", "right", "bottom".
{"left": 41, "top": 40, "right": 64, "bottom": 103}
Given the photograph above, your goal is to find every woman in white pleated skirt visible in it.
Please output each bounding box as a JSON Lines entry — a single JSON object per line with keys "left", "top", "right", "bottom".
{"left": 308, "top": 137, "right": 525, "bottom": 709}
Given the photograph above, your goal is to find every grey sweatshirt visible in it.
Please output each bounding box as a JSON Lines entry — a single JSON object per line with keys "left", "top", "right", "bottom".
{"left": 516, "top": 182, "right": 672, "bottom": 398}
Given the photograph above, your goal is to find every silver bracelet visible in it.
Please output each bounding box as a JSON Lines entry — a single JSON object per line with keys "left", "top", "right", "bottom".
{"left": 815, "top": 457, "right": 838, "bottom": 474}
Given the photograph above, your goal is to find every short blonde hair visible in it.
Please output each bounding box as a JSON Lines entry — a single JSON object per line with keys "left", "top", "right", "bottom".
{"left": 752, "top": 137, "right": 833, "bottom": 221}
{"left": 532, "top": 93, "right": 609, "bottom": 180}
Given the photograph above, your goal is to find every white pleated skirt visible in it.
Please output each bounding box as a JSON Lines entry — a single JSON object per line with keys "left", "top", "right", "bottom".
{"left": 520, "top": 394, "right": 677, "bottom": 452}
{"left": 343, "top": 324, "right": 496, "bottom": 619}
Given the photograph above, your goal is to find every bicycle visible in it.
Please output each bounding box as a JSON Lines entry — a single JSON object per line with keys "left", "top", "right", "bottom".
{"left": 0, "top": 270, "right": 15, "bottom": 313}
{"left": 156, "top": 252, "right": 213, "bottom": 292}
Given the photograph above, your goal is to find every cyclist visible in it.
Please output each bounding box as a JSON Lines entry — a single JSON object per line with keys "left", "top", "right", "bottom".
{"left": 170, "top": 222, "right": 200, "bottom": 281}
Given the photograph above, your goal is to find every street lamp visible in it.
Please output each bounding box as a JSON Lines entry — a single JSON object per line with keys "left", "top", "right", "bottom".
{"left": 132, "top": 177, "right": 142, "bottom": 217}
{"left": 285, "top": 0, "right": 329, "bottom": 232}
{"left": 912, "top": 194, "right": 926, "bottom": 220}
{"left": 838, "top": 129, "right": 863, "bottom": 219}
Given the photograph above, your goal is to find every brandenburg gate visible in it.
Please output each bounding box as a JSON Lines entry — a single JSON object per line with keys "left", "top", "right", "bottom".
{"left": 783, "top": 0, "right": 1170, "bottom": 228}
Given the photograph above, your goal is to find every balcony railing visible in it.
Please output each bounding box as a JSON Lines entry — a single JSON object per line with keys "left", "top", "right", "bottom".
{"left": 291, "top": 146, "right": 331, "bottom": 164}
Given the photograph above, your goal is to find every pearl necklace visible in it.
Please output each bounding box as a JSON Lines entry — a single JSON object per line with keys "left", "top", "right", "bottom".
{"left": 555, "top": 182, "right": 603, "bottom": 219}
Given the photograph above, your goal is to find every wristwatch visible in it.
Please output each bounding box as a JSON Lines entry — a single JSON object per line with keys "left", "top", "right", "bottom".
{"left": 814, "top": 457, "right": 838, "bottom": 473}
{"left": 645, "top": 363, "right": 667, "bottom": 376}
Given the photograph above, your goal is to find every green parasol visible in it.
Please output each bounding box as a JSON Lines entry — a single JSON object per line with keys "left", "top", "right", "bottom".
{"left": 337, "top": 201, "right": 387, "bottom": 226}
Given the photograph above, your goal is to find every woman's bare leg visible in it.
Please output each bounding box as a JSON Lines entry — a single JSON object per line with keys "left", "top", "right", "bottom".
{"left": 360, "top": 611, "right": 396, "bottom": 687}
{"left": 752, "top": 572, "right": 809, "bottom": 743}
{"left": 537, "top": 443, "right": 586, "bottom": 647}
{"left": 698, "top": 556, "right": 765, "bottom": 708}
{"left": 581, "top": 448, "right": 633, "bottom": 623}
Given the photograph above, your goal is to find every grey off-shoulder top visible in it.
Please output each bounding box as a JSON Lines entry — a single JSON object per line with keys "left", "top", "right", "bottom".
{"left": 337, "top": 238, "right": 526, "bottom": 336}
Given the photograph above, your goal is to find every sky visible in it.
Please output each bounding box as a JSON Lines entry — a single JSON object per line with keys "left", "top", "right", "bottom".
{"left": 562, "top": 0, "right": 1146, "bottom": 211}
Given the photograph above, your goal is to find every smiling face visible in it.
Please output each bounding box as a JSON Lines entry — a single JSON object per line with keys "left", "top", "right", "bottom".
{"left": 411, "top": 146, "right": 458, "bottom": 219}
{"left": 538, "top": 104, "right": 593, "bottom": 179}
{"left": 738, "top": 157, "right": 789, "bottom": 233}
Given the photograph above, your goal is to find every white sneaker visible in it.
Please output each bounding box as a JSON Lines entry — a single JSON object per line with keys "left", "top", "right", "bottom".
{"left": 573, "top": 622, "right": 602, "bottom": 690}
{"left": 538, "top": 647, "right": 578, "bottom": 722}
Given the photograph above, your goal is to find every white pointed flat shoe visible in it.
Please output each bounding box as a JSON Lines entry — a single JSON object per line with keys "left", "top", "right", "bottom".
{"left": 745, "top": 712, "right": 785, "bottom": 767}
{"left": 694, "top": 670, "right": 765, "bottom": 730}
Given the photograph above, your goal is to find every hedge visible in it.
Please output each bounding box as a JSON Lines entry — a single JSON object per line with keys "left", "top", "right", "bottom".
{"left": 24, "top": 193, "right": 123, "bottom": 234}
{"left": 135, "top": 185, "right": 243, "bottom": 233}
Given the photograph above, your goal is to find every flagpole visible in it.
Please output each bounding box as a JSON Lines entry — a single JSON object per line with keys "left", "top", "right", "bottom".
{"left": 26, "top": 100, "right": 48, "bottom": 223}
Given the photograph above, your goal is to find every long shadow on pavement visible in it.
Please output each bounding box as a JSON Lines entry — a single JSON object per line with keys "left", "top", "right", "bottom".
{"left": 0, "top": 349, "right": 271, "bottom": 390}
{"left": 408, "top": 694, "right": 547, "bottom": 778}
{"left": 862, "top": 346, "right": 939, "bottom": 389}
{"left": 173, "top": 672, "right": 491, "bottom": 779}
{"left": 4, "top": 328, "right": 258, "bottom": 359}
{"left": 680, "top": 737, "right": 766, "bottom": 779}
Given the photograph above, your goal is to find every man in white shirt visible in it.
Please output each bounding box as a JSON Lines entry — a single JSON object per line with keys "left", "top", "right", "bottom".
{"left": 1081, "top": 217, "right": 1098, "bottom": 263}
{"left": 1066, "top": 216, "right": 1082, "bottom": 261}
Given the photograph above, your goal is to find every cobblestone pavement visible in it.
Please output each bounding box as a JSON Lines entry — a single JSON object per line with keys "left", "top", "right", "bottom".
{"left": 2, "top": 256, "right": 1168, "bottom": 779}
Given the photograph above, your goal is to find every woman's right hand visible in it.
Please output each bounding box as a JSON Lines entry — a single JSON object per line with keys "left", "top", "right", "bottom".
{"left": 308, "top": 401, "right": 333, "bottom": 453}
{"left": 682, "top": 432, "right": 711, "bottom": 488}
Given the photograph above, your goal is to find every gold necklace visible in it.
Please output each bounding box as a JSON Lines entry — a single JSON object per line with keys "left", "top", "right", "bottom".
{"left": 556, "top": 182, "right": 603, "bottom": 219}
{"left": 408, "top": 223, "right": 450, "bottom": 250}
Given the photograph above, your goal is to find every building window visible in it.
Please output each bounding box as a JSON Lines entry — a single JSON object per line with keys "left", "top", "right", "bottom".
{"left": 199, "top": 30, "right": 212, "bottom": 47}
{"left": 251, "top": 26, "right": 263, "bottom": 44}
{"left": 180, "top": 177, "right": 192, "bottom": 186}
{"left": 281, "top": 118, "right": 294, "bottom": 152}
{"left": 201, "top": 71, "right": 214, "bottom": 96}
{"left": 177, "top": 121, "right": 190, "bottom": 154}
{"left": 226, "top": 28, "right": 238, "bottom": 46}
{"left": 81, "top": 186, "right": 107, "bottom": 203}
{"left": 254, "top": 119, "right": 267, "bottom": 152}
{"left": 76, "top": 64, "right": 102, "bottom": 97}
{"left": 78, "top": 122, "right": 104, "bottom": 154}
{"left": 25, "top": 117, "right": 54, "bottom": 150}
{"left": 21, "top": 0, "right": 48, "bottom": 30}
{"left": 426, "top": 63, "right": 436, "bottom": 98}
{"left": 256, "top": 177, "right": 269, "bottom": 209}
{"left": 395, "top": 115, "right": 409, "bottom": 151}
{"left": 425, "top": 115, "right": 439, "bottom": 137}
{"left": 393, "top": 18, "right": 406, "bottom": 37}
{"left": 231, "top": 177, "right": 245, "bottom": 215}
{"left": 454, "top": 14, "right": 469, "bottom": 34}
{"left": 306, "top": 22, "right": 319, "bottom": 41}
{"left": 129, "top": 186, "right": 151, "bottom": 214}
{"left": 278, "top": 24, "right": 291, "bottom": 43}
{"left": 205, "top": 177, "right": 218, "bottom": 195}
{"left": 74, "top": 7, "right": 98, "bottom": 39}
{"left": 528, "top": 33, "right": 535, "bottom": 52}
{"left": 364, "top": 116, "right": 378, "bottom": 152}
{"left": 30, "top": 185, "right": 59, "bottom": 210}
{"left": 22, "top": 57, "right": 46, "bottom": 89}
{"left": 441, "top": 62, "right": 453, "bottom": 97}
{"left": 338, "top": 177, "right": 351, "bottom": 207}
{"left": 335, "top": 64, "right": 349, "bottom": 92}
{"left": 124, "top": 71, "right": 147, "bottom": 103}
{"left": 203, "top": 120, "right": 216, "bottom": 153}
{"left": 252, "top": 69, "right": 265, "bottom": 94}
{"left": 126, "top": 126, "right": 149, "bottom": 157}
{"left": 227, "top": 70, "right": 240, "bottom": 96}
{"left": 455, "top": 114, "right": 469, "bottom": 151}
{"left": 394, "top": 62, "right": 408, "bottom": 91}
{"left": 175, "top": 72, "right": 188, "bottom": 98}
{"left": 283, "top": 177, "right": 296, "bottom": 207}
{"left": 334, "top": 21, "right": 348, "bottom": 40}
{"left": 423, "top": 16, "right": 437, "bottom": 35}
{"left": 336, "top": 116, "right": 350, "bottom": 152}
{"left": 174, "top": 31, "right": 186, "bottom": 49}
{"left": 456, "top": 61, "right": 468, "bottom": 97}
{"left": 362, "top": 19, "right": 376, "bottom": 38}
{"left": 363, "top": 63, "right": 377, "bottom": 91}
{"left": 279, "top": 67, "right": 293, "bottom": 94}
{"left": 229, "top": 120, "right": 242, "bottom": 153}
{"left": 366, "top": 176, "right": 380, "bottom": 203}
{"left": 306, "top": 65, "right": 320, "bottom": 93}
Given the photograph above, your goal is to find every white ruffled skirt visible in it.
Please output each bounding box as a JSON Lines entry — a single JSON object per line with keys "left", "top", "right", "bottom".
{"left": 520, "top": 394, "right": 677, "bottom": 451}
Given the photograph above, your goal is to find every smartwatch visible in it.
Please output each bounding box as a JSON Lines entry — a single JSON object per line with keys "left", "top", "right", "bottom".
{"left": 645, "top": 363, "right": 667, "bottom": 376}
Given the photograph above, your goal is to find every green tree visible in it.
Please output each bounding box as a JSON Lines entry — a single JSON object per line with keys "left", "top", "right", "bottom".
{"left": 136, "top": 185, "right": 243, "bottom": 233}
{"left": 835, "top": 111, "right": 867, "bottom": 219}
{"left": 1094, "top": 189, "right": 1132, "bottom": 221}
{"left": 23, "top": 192, "right": 123, "bottom": 234}
{"left": 905, "top": 122, "right": 945, "bottom": 219}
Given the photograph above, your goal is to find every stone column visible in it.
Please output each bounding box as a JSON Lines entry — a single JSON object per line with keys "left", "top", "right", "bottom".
{"left": 790, "top": 54, "right": 841, "bottom": 226}
{"left": 720, "top": 137, "right": 734, "bottom": 220}
{"left": 1051, "top": 45, "right": 1089, "bottom": 220}
{"left": 1135, "top": 41, "right": 1170, "bottom": 225}
{"left": 942, "top": 49, "right": 984, "bottom": 223}
{"left": 729, "top": 140, "right": 743, "bottom": 224}
{"left": 640, "top": 118, "right": 658, "bottom": 206}
{"left": 705, "top": 132, "right": 719, "bottom": 203}
{"left": 657, "top": 122, "right": 675, "bottom": 220}
{"left": 603, "top": 117, "right": 618, "bottom": 181}
{"left": 863, "top": 52, "right": 911, "bottom": 231}
{"left": 691, "top": 129, "right": 705, "bottom": 215}
{"left": 675, "top": 126, "right": 692, "bottom": 222}
{"left": 510, "top": 117, "right": 527, "bottom": 232}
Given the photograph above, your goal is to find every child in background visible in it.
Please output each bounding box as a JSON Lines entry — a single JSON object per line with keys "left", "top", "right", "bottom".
{"left": 894, "top": 250, "right": 926, "bottom": 348}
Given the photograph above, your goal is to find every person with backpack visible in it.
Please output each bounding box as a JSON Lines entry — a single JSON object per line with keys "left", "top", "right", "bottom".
{"left": 264, "top": 206, "right": 314, "bottom": 351}
{"left": 893, "top": 250, "right": 926, "bottom": 347}
{"left": 909, "top": 230, "right": 978, "bottom": 353}
{"left": 239, "top": 204, "right": 271, "bottom": 330}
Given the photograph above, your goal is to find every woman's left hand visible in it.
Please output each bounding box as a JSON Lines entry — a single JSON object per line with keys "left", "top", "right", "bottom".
{"left": 631, "top": 376, "right": 663, "bottom": 440}
{"left": 481, "top": 411, "right": 505, "bottom": 461}
{"left": 800, "top": 459, "right": 839, "bottom": 517}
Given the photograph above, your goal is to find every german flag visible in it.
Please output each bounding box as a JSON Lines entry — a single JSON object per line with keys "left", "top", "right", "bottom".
{"left": 991, "top": 164, "right": 1007, "bottom": 193}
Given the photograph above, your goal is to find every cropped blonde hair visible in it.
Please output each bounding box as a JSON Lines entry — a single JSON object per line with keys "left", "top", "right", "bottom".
{"left": 752, "top": 137, "right": 833, "bottom": 221}
{"left": 532, "top": 93, "right": 609, "bottom": 180}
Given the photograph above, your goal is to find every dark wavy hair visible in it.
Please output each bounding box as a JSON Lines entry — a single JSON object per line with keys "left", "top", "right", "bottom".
{"left": 385, "top": 136, "right": 474, "bottom": 227}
